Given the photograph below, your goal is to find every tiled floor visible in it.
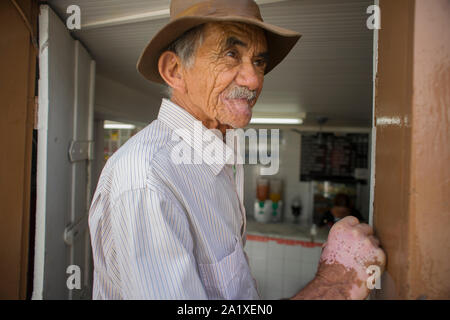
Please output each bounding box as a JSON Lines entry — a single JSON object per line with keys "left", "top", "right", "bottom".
{"left": 245, "top": 238, "right": 322, "bottom": 300}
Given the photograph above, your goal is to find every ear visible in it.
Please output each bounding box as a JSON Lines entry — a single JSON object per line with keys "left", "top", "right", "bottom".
{"left": 158, "top": 51, "right": 186, "bottom": 94}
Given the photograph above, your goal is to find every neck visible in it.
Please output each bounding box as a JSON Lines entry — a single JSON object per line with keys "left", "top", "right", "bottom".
{"left": 170, "top": 94, "right": 232, "bottom": 136}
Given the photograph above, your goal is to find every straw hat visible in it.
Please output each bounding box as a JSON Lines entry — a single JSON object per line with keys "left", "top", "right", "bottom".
{"left": 137, "top": 0, "right": 301, "bottom": 84}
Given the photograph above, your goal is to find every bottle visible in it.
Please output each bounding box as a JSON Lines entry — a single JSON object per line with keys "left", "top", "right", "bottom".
{"left": 269, "top": 179, "right": 282, "bottom": 203}
{"left": 310, "top": 224, "right": 317, "bottom": 242}
{"left": 291, "top": 197, "right": 302, "bottom": 224}
{"left": 256, "top": 178, "right": 269, "bottom": 201}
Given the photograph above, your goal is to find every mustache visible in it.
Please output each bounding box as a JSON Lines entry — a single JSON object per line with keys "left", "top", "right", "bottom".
{"left": 225, "top": 86, "right": 257, "bottom": 101}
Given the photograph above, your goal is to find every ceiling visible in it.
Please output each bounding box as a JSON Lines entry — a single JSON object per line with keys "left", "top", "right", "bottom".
{"left": 48, "top": 0, "right": 374, "bottom": 127}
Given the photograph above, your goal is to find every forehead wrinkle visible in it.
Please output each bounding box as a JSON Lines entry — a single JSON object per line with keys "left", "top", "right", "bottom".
{"left": 208, "top": 22, "right": 266, "bottom": 54}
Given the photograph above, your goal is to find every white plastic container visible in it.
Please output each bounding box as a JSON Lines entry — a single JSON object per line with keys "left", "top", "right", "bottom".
{"left": 254, "top": 200, "right": 283, "bottom": 223}
{"left": 271, "top": 200, "right": 283, "bottom": 223}
{"left": 254, "top": 200, "right": 272, "bottom": 223}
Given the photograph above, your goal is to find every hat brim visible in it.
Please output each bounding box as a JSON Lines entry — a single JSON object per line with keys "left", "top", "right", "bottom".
{"left": 137, "top": 15, "right": 301, "bottom": 84}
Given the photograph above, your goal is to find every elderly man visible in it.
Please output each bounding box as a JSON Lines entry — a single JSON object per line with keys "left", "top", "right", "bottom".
{"left": 88, "top": 0, "right": 385, "bottom": 300}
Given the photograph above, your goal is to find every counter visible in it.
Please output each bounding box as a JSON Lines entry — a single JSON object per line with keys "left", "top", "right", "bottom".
{"left": 246, "top": 218, "right": 329, "bottom": 245}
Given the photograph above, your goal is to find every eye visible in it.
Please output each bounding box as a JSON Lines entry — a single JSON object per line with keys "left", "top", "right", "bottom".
{"left": 225, "top": 50, "right": 238, "bottom": 59}
{"left": 254, "top": 59, "right": 267, "bottom": 68}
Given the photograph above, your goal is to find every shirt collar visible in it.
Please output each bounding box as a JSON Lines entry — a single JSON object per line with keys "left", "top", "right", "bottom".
{"left": 158, "top": 98, "right": 239, "bottom": 176}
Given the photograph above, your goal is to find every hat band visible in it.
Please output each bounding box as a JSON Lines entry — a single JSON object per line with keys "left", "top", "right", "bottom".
{"left": 173, "top": 0, "right": 263, "bottom": 21}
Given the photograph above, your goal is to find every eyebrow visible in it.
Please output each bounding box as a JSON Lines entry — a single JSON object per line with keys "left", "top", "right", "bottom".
{"left": 224, "top": 36, "right": 270, "bottom": 61}
{"left": 225, "top": 36, "right": 248, "bottom": 49}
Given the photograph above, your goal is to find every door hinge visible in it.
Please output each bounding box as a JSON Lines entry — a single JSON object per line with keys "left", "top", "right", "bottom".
{"left": 64, "top": 215, "right": 89, "bottom": 246}
{"left": 69, "top": 140, "right": 94, "bottom": 162}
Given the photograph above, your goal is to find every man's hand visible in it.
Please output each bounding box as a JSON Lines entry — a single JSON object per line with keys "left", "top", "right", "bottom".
{"left": 292, "top": 216, "right": 386, "bottom": 300}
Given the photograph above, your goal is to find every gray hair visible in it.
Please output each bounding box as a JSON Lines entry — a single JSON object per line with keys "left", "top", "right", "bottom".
{"left": 163, "top": 25, "right": 205, "bottom": 97}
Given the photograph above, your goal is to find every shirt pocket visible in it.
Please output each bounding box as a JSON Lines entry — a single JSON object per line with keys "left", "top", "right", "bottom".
{"left": 198, "top": 238, "right": 259, "bottom": 300}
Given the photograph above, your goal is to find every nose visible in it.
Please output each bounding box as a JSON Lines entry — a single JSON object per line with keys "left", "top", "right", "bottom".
{"left": 235, "top": 61, "right": 262, "bottom": 91}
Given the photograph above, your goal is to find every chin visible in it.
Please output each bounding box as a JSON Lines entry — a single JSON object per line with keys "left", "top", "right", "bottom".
{"left": 230, "top": 116, "right": 251, "bottom": 129}
{"left": 239, "top": 119, "right": 251, "bottom": 128}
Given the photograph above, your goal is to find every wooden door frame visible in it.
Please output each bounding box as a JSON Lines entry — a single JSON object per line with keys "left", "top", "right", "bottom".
{"left": 0, "top": 0, "right": 38, "bottom": 299}
{"left": 373, "top": 0, "right": 450, "bottom": 299}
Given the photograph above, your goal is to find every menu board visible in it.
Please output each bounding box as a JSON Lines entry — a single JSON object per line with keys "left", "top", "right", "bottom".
{"left": 300, "top": 133, "right": 369, "bottom": 182}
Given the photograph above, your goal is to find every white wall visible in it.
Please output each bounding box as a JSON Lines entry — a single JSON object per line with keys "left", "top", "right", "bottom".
{"left": 94, "top": 74, "right": 161, "bottom": 125}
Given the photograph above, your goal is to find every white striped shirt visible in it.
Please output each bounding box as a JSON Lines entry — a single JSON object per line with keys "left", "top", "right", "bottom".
{"left": 88, "top": 99, "right": 259, "bottom": 300}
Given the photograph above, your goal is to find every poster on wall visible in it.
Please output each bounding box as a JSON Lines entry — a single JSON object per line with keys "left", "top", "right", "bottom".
{"left": 300, "top": 133, "right": 369, "bottom": 183}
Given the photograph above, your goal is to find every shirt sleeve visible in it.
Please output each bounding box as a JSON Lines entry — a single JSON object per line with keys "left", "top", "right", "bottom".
{"left": 110, "top": 187, "right": 207, "bottom": 299}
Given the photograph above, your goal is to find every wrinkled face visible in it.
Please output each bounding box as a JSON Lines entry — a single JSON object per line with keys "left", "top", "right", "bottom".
{"left": 182, "top": 22, "right": 268, "bottom": 128}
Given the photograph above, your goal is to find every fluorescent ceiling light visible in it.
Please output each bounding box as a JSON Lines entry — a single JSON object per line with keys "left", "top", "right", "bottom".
{"left": 104, "top": 121, "right": 136, "bottom": 130}
{"left": 250, "top": 118, "right": 304, "bottom": 125}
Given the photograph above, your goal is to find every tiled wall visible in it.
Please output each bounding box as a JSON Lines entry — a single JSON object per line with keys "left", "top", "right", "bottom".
{"left": 245, "top": 237, "right": 323, "bottom": 300}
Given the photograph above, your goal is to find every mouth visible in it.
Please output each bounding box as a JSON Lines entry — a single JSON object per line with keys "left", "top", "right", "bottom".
{"left": 220, "top": 96, "right": 253, "bottom": 118}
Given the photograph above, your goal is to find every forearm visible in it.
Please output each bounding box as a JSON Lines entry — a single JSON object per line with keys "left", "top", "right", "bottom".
{"left": 290, "top": 263, "right": 364, "bottom": 300}
{"left": 291, "top": 277, "right": 349, "bottom": 300}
